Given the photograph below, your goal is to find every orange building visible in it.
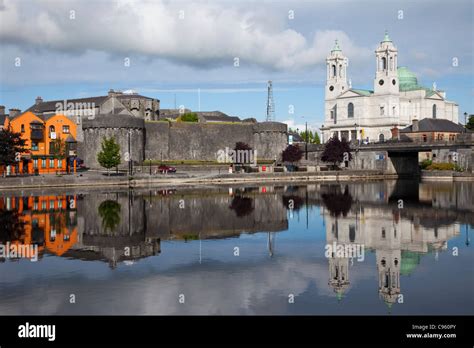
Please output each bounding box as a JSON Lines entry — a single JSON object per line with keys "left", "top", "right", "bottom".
{"left": 1, "top": 112, "right": 77, "bottom": 175}
{"left": 0, "top": 195, "right": 78, "bottom": 258}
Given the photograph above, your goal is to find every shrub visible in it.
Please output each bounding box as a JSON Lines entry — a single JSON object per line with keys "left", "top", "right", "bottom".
{"left": 321, "top": 137, "right": 352, "bottom": 169}
{"left": 420, "top": 159, "right": 432, "bottom": 169}
{"left": 282, "top": 145, "right": 303, "bottom": 163}
{"left": 425, "top": 162, "right": 463, "bottom": 171}
{"left": 178, "top": 113, "right": 199, "bottom": 122}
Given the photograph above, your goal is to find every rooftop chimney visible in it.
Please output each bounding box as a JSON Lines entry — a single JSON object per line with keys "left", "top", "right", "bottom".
{"left": 412, "top": 119, "right": 419, "bottom": 132}
{"left": 9, "top": 108, "right": 21, "bottom": 118}
{"left": 35, "top": 96, "right": 43, "bottom": 105}
{"left": 0, "top": 105, "right": 5, "bottom": 115}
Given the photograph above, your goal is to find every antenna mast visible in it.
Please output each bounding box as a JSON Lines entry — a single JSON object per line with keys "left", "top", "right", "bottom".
{"left": 266, "top": 80, "right": 275, "bottom": 122}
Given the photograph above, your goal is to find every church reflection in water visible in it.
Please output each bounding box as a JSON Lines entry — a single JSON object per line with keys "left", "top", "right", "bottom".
{"left": 0, "top": 180, "right": 471, "bottom": 309}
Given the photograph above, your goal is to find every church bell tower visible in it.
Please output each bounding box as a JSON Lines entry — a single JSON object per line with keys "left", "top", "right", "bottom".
{"left": 374, "top": 31, "right": 399, "bottom": 95}
{"left": 326, "top": 40, "right": 349, "bottom": 100}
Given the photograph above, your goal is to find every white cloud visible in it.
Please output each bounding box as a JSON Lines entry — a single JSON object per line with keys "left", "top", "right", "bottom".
{"left": 283, "top": 119, "right": 321, "bottom": 132}
{"left": 0, "top": 0, "right": 370, "bottom": 71}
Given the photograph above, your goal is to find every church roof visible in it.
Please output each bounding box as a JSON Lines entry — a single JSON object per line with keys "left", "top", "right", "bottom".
{"left": 400, "top": 251, "right": 421, "bottom": 276}
{"left": 382, "top": 30, "right": 392, "bottom": 42}
{"left": 331, "top": 39, "right": 341, "bottom": 52}
{"left": 351, "top": 89, "right": 373, "bottom": 96}
{"left": 397, "top": 67, "right": 423, "bottom": 91}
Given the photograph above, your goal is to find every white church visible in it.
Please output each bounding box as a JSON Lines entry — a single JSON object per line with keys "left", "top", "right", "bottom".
{"left": 320, "top": 31, "right": 459, "bottom": 143}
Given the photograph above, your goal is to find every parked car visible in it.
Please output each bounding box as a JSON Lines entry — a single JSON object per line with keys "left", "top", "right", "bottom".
{"left": 158, "top": 164, "right": 176, "bottom": 173}
{"left": 74, "top": 158, "right": 89, "bottom": 171}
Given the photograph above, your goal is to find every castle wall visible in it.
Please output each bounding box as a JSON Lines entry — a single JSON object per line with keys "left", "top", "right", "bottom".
{"left": 81, "top": 114, "right": 287, "bottom": 168}
{"left": 144, "top": 121, "right": 287, "bottom": 162}
{"left": 83, "top": 115, "right": 145, "bottom": 170}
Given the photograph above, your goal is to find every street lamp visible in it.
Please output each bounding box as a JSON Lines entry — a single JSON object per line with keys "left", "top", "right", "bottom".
{"left": 354, "top": 123, "right": 358, "bottom": 145}
{"left": 464, "top": 112, "right": 468, "bottom": 132}
{"left": 128, "top": 129, "right": 132, "bottom": 176}
{"left": 305, "top": 121, "right": 308, "bottom": 160}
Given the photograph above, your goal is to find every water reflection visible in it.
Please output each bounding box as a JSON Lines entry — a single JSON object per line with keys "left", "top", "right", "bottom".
{"left": 0, "top": 180, "right": 472, "bottom": 314}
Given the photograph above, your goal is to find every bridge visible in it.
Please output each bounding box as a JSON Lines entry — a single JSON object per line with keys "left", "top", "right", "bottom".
{"left": 305, "top": 133, "right": 474, "bottom": 175}
{"left": 354, "top": 136, "right": 473, "bottom": 152}
{"left": 352, "top": 135, "right": 473, "bottom": 175}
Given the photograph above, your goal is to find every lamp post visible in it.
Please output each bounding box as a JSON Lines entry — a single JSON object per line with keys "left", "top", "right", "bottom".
{"left": 305, "top": 121, "right": 308, "bottom": 160}
{"left": 354, "top": 123, "right": 358, "bottom": 145}
{"left": 464, "top": 112, "right": 468, "bottom": 133}
{"left": 128, "top": 129, "right": 132, "bottom": 176}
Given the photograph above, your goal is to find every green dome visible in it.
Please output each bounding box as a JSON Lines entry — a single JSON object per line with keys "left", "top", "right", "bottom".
{"left": 400, "top": 251, "right": 421, "bottom": 276}
{"left": 398, "top": 67, "right": 419, "bottom": 91}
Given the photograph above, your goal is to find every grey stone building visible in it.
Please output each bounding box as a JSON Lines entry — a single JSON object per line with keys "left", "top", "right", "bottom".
{"left": 25, "top": 89, "right": 288, "bottom": 169}
{"left": 26, "top": 89, "right": 160, "bottom": 143}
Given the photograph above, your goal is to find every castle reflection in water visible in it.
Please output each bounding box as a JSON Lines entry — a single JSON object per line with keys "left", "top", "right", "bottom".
{"left": 1, "top": 180, "right": 472, "bottom": 309}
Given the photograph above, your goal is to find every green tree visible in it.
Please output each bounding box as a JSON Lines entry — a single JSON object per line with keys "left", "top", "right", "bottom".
{"left": 98, "top": 200, "right": 121, "bottom": 233}
{"left": 0, "top": 128, "right": 27, "bottom": 173}
{"left": 466, "top": 115, "right": 474, "bottom": 131}
{"left": 50, "top": 138, "right": 67, "bottom": 174}
{"left": 282, "top": 145, "right": 303, "bottom": 166}
{"left": 178, "top": 112, "right": 199, "bottom": 122}
{"left": 299, "top": 130, "right": 321, "bottom": 144}
{"left": 97, "top": 136, "right": 121, "bottom": 175}
{"left": 321, "top": 137, "right": 352, "bottom": 169}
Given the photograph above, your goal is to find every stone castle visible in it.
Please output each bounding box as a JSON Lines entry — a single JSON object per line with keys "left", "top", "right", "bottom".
{"left": 24, "top": 89, "right": 288, "bottom": 169}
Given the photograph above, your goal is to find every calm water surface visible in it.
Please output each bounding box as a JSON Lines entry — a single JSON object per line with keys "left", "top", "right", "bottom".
{"left": 0, "top": 180, "right": 473, "bottom": 315}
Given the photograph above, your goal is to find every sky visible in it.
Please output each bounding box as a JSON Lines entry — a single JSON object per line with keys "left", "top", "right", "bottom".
{"left": 0, "top": 0, "right": 473, "bottom": 131}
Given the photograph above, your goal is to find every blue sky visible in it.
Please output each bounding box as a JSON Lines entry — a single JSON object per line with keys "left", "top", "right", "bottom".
{"left": 1, "top": 0, "right": 473, "bottom": 131}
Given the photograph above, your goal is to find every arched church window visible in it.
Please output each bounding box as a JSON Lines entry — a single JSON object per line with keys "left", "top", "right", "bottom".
{"left": 390, "top": 57, "right": 394, "bottom": 70}
{"left": 332, "top": 65, "right": 336, "bottom": 77}
{"left": 379, "top": 134, "right": 385, "bottom": 142}
{"left": 348, "top": 103, "right": 354, "bottom": 118}
{"left": 339, "top": 64, "right": 343, "bottom": 77}
{"left": 432, "top": 104, "right": 437, "bottom": 118}
{"left": 382, "top": 57, "right": 387, "bottom": 70}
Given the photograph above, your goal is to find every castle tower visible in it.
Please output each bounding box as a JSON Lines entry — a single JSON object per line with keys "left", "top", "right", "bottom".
{"left": 374, "top": 31, "right": 399, "bottom": 95}
{"left": 325, "top": 40, "right": 349, "bottom": 101}
{"left": 376, "top": 249, "right": 401, "bottom": 310}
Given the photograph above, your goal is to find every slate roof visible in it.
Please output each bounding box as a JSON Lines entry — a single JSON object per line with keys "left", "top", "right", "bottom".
{"left": 197, "top": 111, "right": 241, "bottom": 122}
{"left": 26, "top": 94, "right": 156, "bottom": 114}
{"left": 400, "top": 118, "right": 465, "bottom": 133}
{"left": 26, "top": 96, "right": 107, "bottom": 113}
{"left": 288, "top": 131, "right": 304, "bottom": 142}
{"left": 65, "top": 134, "right": 76, "bottom": 143}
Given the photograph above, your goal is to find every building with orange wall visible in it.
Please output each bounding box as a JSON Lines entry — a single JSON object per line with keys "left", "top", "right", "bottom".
{"left": 0, "top": 195, "right": 78, "bottom": 258}
{"left": 1, "top": 112, "right": 77, "bottom": 175}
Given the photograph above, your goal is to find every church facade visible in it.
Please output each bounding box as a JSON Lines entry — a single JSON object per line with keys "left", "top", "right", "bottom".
{"left": 320, "top": 32, "right": 459, "bottom": 143}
